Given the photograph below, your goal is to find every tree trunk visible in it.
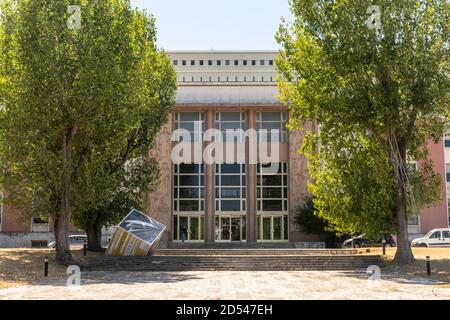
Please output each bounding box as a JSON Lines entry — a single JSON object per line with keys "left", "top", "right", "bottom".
{"left": 394, "top": 197, "right": 414, "bottom": 264}
{"left": 86, "top": 225, "right": 103, "bottom": 252}
{"left": 389, "top": 138, "right": 415, "bottom": 264}
{"left": 54, "top": 129, "right": 74, "bottom": 265}
{"left": 54, "top": 211, "right": 72, "bottom": 265}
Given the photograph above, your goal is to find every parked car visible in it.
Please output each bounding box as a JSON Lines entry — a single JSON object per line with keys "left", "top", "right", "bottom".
{"left": 342, "top": 234, "right": 396, "bottom": 248}
{"left": 47, "top": 235, "right": 87, "bottom": 248}
{"left": 411, "top": 228, "right": 450, "bottom": 247}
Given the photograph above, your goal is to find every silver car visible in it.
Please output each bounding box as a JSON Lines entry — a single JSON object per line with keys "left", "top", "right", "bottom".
{"left": 47, "top": 235, "right": 87, "bottom": 248}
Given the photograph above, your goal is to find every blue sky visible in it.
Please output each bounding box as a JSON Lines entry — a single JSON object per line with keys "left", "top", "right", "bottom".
{"left": 130, "top": 0, "right": 293, "bottom": 50}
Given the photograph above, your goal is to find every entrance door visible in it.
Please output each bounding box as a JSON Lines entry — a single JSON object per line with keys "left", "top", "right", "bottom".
{"left": 231, "top": 217, "right": 241, "bottom": 241}
{"left": 221, "top": 216, "right": 230, "bottom": 241}
{"left": 262, "top": 216, "right": 272, "bottom": 240}
{"left": 273, "top": 216, "right": 282, "bottom": 240}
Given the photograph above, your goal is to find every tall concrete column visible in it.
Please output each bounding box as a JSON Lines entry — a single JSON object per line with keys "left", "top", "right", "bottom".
{"left": 204, "top": 109, "right": 216, "bottom": 242}
{"left": 246, "top": 109, "right": 257, "bottom": 243}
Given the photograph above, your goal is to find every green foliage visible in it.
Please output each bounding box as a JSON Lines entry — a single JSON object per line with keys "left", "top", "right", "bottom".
{"left": 0, "top": 0, "right": 176, "bottom": 245}
{"left": 276, "top": 0, "right": 449, "bottom": 260}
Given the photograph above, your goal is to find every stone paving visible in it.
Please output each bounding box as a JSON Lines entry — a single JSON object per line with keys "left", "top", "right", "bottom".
{"left": 1, "top": 270, "right": 449, "bottom": 300}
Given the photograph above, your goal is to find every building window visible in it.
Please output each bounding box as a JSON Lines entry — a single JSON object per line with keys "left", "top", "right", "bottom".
{"left": 252, "top": 60, "right": 256, "bottom": 66}
{"left": 446, "top": 164, "right": 450, "bottom": 182}
{"left": 31, "top": 240, "right": 48, "bottom": 248}
{"left": 257, "top": 112, "right": 287, "bottom": 142}
{"left": 173, "top": 215, "right": 205, "bottom": 241}
{"left": 260, "top": 60, "right": 265, "bottom": 66}
{"left": 200, "top": 60, "right": 204, "bottom": 66}
{"left": 256, "top": 163, "right": 288, "bottom": 241}
{"left": 225, "top": 60, "right": 230, "bottom": 66}
{"left": 257, "top": 214, "right": 288, "bottom": 241}
{"left": 243, "top": 60, "right": 248, "bottom": 66}
{"left": 173, "top": 60, "right": 178, "bottom": 66}
{"left": 174, "top": 164, "right": 205, "bottom": 213}
{"left": 215, "top": 215, "right": 246, "bottom": 241}
{"left": 174, "top": 112, "right": 205, "bottom": 142}
{"left": 445, "top": 137, "right": 450, "bottom": 148}
{"left": 217, "top": 60, "right": 221, "bottom": 66}
{"left": 234, "top": 60, "right": 239, "bottom": 66}
{"left": 269, "top": 60, "right": 274, "bottom": 65}
{"left": 182, "top": 60, "right": 186, "bottom": 66}
{"left": 407, "top": 213, "right": 419, "bottom": 226}
{"left": 208, "top": 60, "right": 213, "bottom": 66}
{"left": 215, "top": 164, "right": 246, "bottom": 212}
{"left": 257, "top": 163, "right": 288, "bottom": 212}
{"left": 191, "top": 60, "right": 195, "bottom": 66}
{"left": 215, "top": 112, "right": 246, "bottom": 142}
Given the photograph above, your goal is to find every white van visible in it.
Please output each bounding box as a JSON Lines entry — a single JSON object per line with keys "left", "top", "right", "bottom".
{"left": 411, "top": 228, "right": 450, "bottom": 247}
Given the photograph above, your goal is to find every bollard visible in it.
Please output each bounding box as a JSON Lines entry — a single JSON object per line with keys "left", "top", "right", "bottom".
{"left": 83, "top": 241, "right": 87, "bottom": 256}
{"left": 44, "top": 257, "right": 49, "bottom": 277}
{"left": 426, "top": 256, "right": 431, "bottom": 276}
{"left": 382, "top": 239, "right": 386, "bottom": 255}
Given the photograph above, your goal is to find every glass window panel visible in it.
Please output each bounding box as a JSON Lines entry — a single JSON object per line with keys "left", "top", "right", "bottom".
{"left": 189, "top": 217, "right": 199, "bottom": 240}
{"left": 262, "top": 200, "right": 283, "bottom": 211}
{"left": 260, "top": 122, "right": 283, "bottom": 130}
{"left": 179, "top": 188, "right": 199, "bottom": 198}
{"left": 179, "top": 175, "right": 199, "bottom": 186}
{"left": 179, "top": 200, "right": 199, "bottom": 211}
{"left": 221, "top": 217, "right": 230, "bottom": 240}
{"left": 262, "top": 188, "right": 283, "bottom": 198}
{"left": 179, "top": 217, "right": 188, "bottom": 240}
{"left": 262, "top": 217, "right": 271, "bottom": 240}
{"left": 261, "top": 163, "right": 282, "bottom": 174}
{"left": 179, "top": 164, "right": 200, "bottom": 174}
{"left": 220, "top": 122, "right": 243, "bottom": 131}
{"left": 220, "top": 175, "right": 241, "bottom": 186}
{"left": 173, "top": 216, "right": 178, "bottom": 241}
{"left": 219, "top": 112, "right": 242, "bottom": 121}
{"left": 179, "top": 112, "right": 200, "bottom": 121}
{"left": 284, "top": 215, "right": 288, "bottom": 240}
{"left": 242, "top": 216, "right": 246, "bottom": 240}
{"left": 257, "top": 216, "right": 261, "bottom": 239}
{"left": 220, "top": 164, "right": 242, "bottom": 174}
{"left": 261, "top": 112, "right": 281, "bottom": 121}
{"left": 220, "top": 200, "right": 241, "bottom": 211}
{"left": 215, "top": 216, "right": 220, "bottom": 240}
{"left": 273, "top": 217, "right": 282, "bottom": 240}
{"left": 199, "top": 216, "right": 205, "bottom": 240}
{"left": 261, "top": 175, "right": 282, "bottom": 186}
{"left": 220, "top": 188, "right": 241, "bottom": 198}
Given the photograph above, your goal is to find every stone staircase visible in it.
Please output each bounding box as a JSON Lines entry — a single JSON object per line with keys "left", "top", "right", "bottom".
{"left": 86, "top": 248, "right": 382, "bottom": 272}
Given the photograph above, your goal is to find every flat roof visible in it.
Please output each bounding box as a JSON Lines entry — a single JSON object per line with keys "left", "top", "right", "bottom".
{"left": 166, "top": 50, "right": 278, "bottom": 54}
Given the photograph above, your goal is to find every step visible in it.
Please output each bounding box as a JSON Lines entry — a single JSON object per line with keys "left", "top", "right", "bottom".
{"left": 86, "top": 255, "right": 382, "bottom": 272}
{"left": 154, "top": 248, "right": 357, "bottom": 256}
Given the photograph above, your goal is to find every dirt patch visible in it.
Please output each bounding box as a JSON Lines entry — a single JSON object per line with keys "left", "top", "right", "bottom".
{"left": 356, "top": 247, "right": 450, "bottom": 284}
{"left": 0, "top": 249, "right": 101, "bottom": 289}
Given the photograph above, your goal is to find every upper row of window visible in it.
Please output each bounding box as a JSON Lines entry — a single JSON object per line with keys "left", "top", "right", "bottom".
{"left": 173, "top": 59, "right": 274, "bottom": 67}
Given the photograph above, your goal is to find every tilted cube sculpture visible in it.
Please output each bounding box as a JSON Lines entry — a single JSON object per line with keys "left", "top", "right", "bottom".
{"left": 106, "top": 209, "right": 166, "bottom": 256}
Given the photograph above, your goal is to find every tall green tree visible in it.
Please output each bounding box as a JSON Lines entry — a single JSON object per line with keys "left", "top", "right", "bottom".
{"left": 276, "top": 0, "right": 449, "bottom": 264}
{"left": 0, "top": 0, "right": 176, "bottom": 264}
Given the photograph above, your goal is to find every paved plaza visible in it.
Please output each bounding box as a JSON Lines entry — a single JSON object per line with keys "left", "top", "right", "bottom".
{"left": 1, "top": 270, "right": 449, "bottom": 300}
